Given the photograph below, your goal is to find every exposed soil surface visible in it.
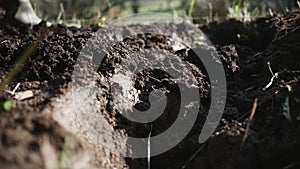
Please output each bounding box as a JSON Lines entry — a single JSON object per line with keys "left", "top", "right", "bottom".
{"left": 0, "top": 11, "right": 300, "bottom": 169}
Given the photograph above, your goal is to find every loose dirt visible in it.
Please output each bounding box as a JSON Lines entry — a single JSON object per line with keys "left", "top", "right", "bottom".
{"left": 0, "top": 11, "right": 300, "bottom": 169}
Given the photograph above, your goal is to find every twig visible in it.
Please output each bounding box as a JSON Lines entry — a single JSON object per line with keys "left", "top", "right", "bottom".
{"left": 5, "top": 83, "right": 20, "bottom": 95}
{"left": 237, "top": 100, "right": 263, "bottom": 121}
{"left": 208, "top": 2, "right": 213, "bottom": 22}
{"left": 263, "top": 72, "right": 279, "bottom": 91}
{"left": 240, "top": 98, "right": 258, "bottom": 150}
{"left": 11, "top": 83, "right": 20, "bottom": 94}
{"left": 56, "top": 3, "right": 65, "bottom": 23}
{"left": 267, "top": 61, "right": 274, "bottom": 76}
{"left": 182, "top": 143, "right": 206, "bottom": 169}
{"left": 283, "top": 161, "right": 300, "bottom": 169}
{"left": 263, "top": 61, "right": 279, "bottom": 91}
{"left": 147, "top": 125, "right": 153, "bottom": 169}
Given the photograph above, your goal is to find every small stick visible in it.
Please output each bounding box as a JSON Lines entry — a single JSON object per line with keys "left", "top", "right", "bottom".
{"left": 240, "top": 98, "right": 258, "bottom": 150}
{"left": 208, "top": 2, "right": 213, "bottom": 22}
{"left": 181, "top": 144, "right": 206, "bottom": 169}
{"left": 147, "top": 125, "right": 153, "bottom": 169}
{"left": 56, "top": 3, "right": 65, "bottom": 22}
{"left": 283, "top": 161, "right": 300, "bottom": 169}
{"left": 11, "top": 83, "right": 20, "bottom": 95}
{"left": 263, "top": 72, "right": 279, "bottom": 91}
{"left": 267, "top": 61, "right": 274, "bottom": 76}
{"left": 263, "top": 61, "right": 278, "bottom": 90}
{"left": 5, "top": 83, "right": 20, "bottom": 95}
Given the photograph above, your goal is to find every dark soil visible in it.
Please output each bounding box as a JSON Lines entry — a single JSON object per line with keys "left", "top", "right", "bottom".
{"left": 0, "top": 11, "right": 300, "bottom": 169}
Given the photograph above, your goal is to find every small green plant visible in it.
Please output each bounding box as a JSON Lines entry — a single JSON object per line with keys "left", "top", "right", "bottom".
{"left": 227, "top": 2, "right": 259, "bottom": 22}
{"left": 0, "top": 100, "right": 16, "bottom": 114}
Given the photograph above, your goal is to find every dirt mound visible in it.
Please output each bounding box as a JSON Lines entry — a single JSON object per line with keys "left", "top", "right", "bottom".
{"left": 0, "top": 11, "right": 300, "bottom": 169}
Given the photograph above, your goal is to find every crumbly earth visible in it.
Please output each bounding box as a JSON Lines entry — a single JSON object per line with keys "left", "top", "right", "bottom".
{"left": 0, "top": 11, "right": 300, "bottom": 169}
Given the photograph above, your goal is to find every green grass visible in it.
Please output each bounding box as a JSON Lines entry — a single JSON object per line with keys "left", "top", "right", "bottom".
{"left": 227, "top": 2, "right": 260, "bottom": 22}
{"left": 33, "top": 0, "right": 300, "bottom": 26}
{"left": 119, "top": 0, "right": 186, "bottom": 18}
{"left": 188, "top": 0, "right": 196, "bottom": 17}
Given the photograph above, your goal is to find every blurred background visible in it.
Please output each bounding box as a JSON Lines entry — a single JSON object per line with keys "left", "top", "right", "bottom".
{"left": 30, "top": 0, "right": 299, "bottom": 25}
